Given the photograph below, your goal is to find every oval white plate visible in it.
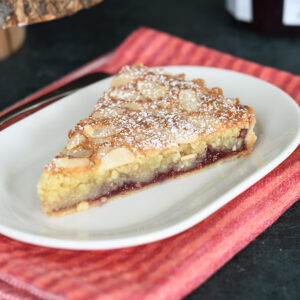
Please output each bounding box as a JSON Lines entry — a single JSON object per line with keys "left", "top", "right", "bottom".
{"left": 0, "top": 66, "right": 299, "bottom": 250}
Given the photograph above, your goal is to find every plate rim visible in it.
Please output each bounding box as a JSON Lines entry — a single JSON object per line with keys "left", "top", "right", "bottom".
{"left": 0, "top": 66, "right": 299, "bottom": 250}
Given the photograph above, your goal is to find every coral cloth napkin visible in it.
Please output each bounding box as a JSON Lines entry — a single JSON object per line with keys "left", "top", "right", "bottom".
{"left": 0, "top": 27, "right": 299, "bottom": 300}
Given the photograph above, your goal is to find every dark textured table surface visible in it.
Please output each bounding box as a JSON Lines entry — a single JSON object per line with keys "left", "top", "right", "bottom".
{"left": 0, "top": 1, "right": 299, "bottom": 299}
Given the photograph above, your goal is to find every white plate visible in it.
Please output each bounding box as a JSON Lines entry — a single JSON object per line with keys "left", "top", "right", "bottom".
{"left": 1, "top": 66, "right": 299, "bottom": 250}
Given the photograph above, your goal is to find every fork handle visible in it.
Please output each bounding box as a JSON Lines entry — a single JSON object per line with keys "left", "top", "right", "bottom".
{"left": 0, "top": 72, "right": 110, "bottom": 129}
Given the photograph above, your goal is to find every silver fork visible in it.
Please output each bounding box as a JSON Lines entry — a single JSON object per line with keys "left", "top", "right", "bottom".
{"left": 0, "top": 72, "right": 110, "bottom": 130}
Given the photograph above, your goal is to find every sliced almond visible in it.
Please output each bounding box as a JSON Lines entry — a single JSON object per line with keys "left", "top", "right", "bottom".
{"left": 110, "top": 88, "right": 144, "bottom": 101}
{"left": 92, "top": 107, "right": 122, "bottom": 119}
{"left": 53, "top": 157, "right": 90, "bottom": 169}
{"left": 181, "top": 153, "right": 196, "bottom": 161}
{"left": 111, "top": 73, "right": 136, "bottom": 87}
{"left": 148, "top": 108, "right": 170, "bottom": 117}
{"left": 121, "top": 102, "right": 143, "bottom": 111}
{"left": 223, "top": 97, "right": 238, "bottom": 105}
{"left": 77, "top": 201, "right": 89, "bottom": 212}
{"left": 179, "top": 89, "right": 200, "bottom": 112}
{"left": 90, "top": 137, "right": 112, "bottom": 144}
{"left": 100, "top": 147, "right": 135, "bottom": 170}
{"left": 67, "top": 133, "right": 86, "bottom": 150}
{"left": 96, "top": 146, "right": 113, "bottom": 159}
{"left": 66, "top": 147, "right": 92, "bottom": 158}
{"left": 83, "top": 124, "right": 121, "bottom": 138}
{"left": 137, "top": 80, "right": 166, "bottom": 100}
{"left": 111, "top": 170, "right": 119, "bottom": 179}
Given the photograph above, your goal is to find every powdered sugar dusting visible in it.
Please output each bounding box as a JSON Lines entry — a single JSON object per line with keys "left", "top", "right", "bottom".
{"left": 48, "top": 64, "right": 253, "bottom": 169}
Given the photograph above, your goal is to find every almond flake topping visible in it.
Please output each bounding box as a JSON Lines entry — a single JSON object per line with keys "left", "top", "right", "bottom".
{"left": 48, "top": 64, "right": 252, "bottom": 172}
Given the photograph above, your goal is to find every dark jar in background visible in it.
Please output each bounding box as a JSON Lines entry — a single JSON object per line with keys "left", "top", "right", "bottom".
{"left": 226, "top": 0, "right": 300, "bottom": 35}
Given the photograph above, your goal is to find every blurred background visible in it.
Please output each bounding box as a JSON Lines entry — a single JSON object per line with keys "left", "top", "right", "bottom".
{"left": 0, "top": 0, "right": 299, "bottom": 299}
{"left": 1, "top": 0, "right": 300, "bottom": 110}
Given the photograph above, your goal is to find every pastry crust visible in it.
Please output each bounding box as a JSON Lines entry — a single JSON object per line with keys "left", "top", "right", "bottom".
{"left": 38, "top": 64, "right": 256, "bottom": 216}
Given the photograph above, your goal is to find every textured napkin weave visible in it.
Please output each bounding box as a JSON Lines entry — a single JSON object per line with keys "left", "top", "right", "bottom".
{"left": 0, "top": 27, "right": 299, "bottom": 300}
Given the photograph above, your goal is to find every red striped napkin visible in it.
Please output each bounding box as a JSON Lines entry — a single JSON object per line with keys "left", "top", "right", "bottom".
{"left": 0, "top": 27, "right": 299, "bottom": 300}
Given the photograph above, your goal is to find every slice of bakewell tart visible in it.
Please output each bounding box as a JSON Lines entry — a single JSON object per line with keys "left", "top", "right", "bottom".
{"left": 37, "top": 64, "right": 256, "bottom": 216}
